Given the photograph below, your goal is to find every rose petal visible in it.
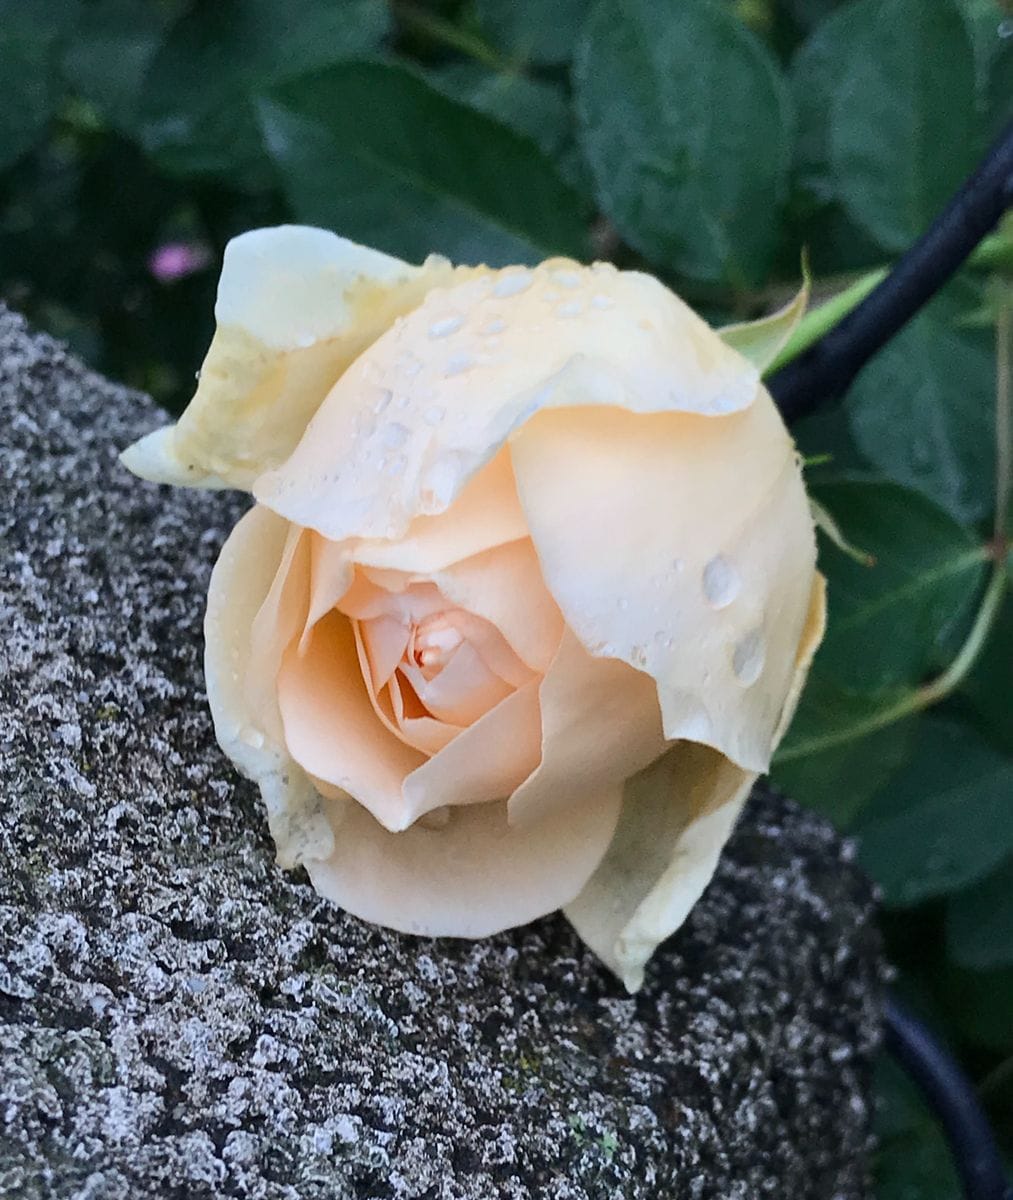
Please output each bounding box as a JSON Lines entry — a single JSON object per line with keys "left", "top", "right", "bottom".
{"left": 121, "top": 225, "right": 470, "bottom": 491}
{"left": 304, "top": 776, "right": 621, "bottom": 938}
{"left": 204, "top": 505, "right": 335, "bottom": 869}
{"left": 277, "top": 609, "right": 424, "bottom": 832}
{"left": 564, "top": 743, "right": 755, "bottom": 992}
{"left": 401, "top": 682, "right": 542, "bottom": 824}
{"left": 352, "top": 448, "right": 529, "bottom": 572}
{"left": 400, "top": 640, "right": 513, "bottom": 726}
{"left": 255, "top": 259, "right": 759, "bottom": 542}
{"left": 509, "top": 400, "right": 817, "bottom": 773}
{"left": 431, "top": 538, "right": 564, "bottom": 674}
{"left": 507, "top": 629, "right": 668, "bottom": 828}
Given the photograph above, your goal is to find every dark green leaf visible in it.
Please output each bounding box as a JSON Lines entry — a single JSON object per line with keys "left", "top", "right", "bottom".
{"left": 63, "top": 0, "right": 178, "bottom": 132}
{"left": 137, "top": 0, "right": 389, "bottom": 181}
{"left": 808, "top": 479, "right": 988, "bottom": 691}
{"left": 574, "top": 0, "right": 793, "bottom": 285}
{"left": 475, "top": 0, "right": 591, "bottom": 66}
{"left": 960, "top": 593, "right": 1013, "bottom": 756}
{"left": 771, "top": 716, "right": 917, "bottom": 828}
{"left": 845, "top": 292, "right": 996, "bottom": 524}
{"left": 428, "top": 65, "right": 570, "bottom": 159}
{"left": 853, "top": 716, "right": 1013, "bottom": 906}
{"left": 947, "top": 857, "right": 1013, "bottom": 970}
{"left": 0, "top": 0, "right": 81, "bottom": 170}
{"left": 829, "top": 0, "right": 981, "bottom": 251}
{"left": 790, "top": 0, "right": 875, "bottom": 202}
{"left": 259, "top": 61, "right": 589, "bottom": 265}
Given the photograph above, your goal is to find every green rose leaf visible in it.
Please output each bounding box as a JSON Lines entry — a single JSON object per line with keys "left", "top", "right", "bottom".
{"left": 845, "top": 292, "right": 997, "bottom": 524}
{"left": 0, "top": 0, "right": 81, "bottom": 170}
{"left": 63, "top": 0, "right": 175, "bottom": 134}
{"left": 574, "top": 0, "right": 793, "bottom": 285}
{"left": 947, "top": 857, "right": 1013, "bottom": 970}
{"left": 852, "top": 717, "right": 1013, "bottom": 906}
{"left": 259, "top": 61, "right": 589, "bottom": 266}
{"left": 807, "top": 479, "right": 988, "bottom": 691}
{"left": 475, "top": 0, "right": 592, "bottom": 66}
{"left": 137, "top": 0, "right": 389, "bottom": 181}
{"left": 828, "top": 0, "right": 981, "bottom": 251}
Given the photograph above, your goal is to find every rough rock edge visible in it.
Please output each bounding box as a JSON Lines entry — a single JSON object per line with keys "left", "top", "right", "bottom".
{"left": 0, "top": 305, "right": 883, "bottom": 1200}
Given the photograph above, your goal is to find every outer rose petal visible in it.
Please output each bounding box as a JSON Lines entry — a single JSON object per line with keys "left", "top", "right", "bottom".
{"left": 254, "top": 259, "right": 760, "bottom": 542}
{"left": 121, "top": 226, "right": 471, "bottom": 491}
{"left": 204, "top": 505, "right": 334, "bottom": 869}
{"left": 302, "top": 783, "right": 623, "bottom": 939}
{"left": 509, "top": 402, "right": 817, "bottom": 773}
{"left": 564, "top": 743, "right": 755, "bottom": 993}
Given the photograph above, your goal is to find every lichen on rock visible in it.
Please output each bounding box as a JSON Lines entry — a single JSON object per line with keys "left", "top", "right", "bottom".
{"left": 0, "top": 306, "right": 883, "bottom": 1199}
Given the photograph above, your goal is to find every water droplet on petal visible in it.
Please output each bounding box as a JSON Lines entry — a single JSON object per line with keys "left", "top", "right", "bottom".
{"left": 382, "top": 422, "right": 410, "bottom": 450}
{"left": 444, "top": 353, "right": 474, "bottom": 378}
{"left": 493, "top": 271, "right": 533, "bottom": 298}
{"left": 702, "top": 555, "right": 740, "bottom": 609}
{"left": 732, "top": 629, "right": 765, "bottom": 686}
{"left": 429, "top": 314, "right": 463, "bottom": 339}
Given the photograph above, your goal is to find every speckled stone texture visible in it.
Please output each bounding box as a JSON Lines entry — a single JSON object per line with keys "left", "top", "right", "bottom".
{"left": 0, "top": 305, "right": 883, "bottom": 1200}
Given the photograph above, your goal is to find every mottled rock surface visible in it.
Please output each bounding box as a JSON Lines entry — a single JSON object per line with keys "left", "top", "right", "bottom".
{"left": 0, "top": 306, "right": 883, "bottom": 1199}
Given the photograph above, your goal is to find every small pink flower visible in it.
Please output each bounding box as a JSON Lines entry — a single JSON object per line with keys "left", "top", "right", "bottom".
{"left": 148, "top": 242, "right": 212, "bottom": 283}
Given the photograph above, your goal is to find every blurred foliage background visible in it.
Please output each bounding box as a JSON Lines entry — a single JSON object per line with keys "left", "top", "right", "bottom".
{"left": 1, "top": 0, "right": 1011, "bottom": 1191}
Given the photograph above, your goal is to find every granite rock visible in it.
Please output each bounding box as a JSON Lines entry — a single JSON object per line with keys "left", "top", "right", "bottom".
{"left": 0, "top": 306, "right": 884, "bottom": 1199}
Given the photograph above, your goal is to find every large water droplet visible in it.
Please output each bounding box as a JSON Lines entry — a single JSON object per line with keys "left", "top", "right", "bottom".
{"left": 429, "top": 314, "right": 463, "bottom": 339}
{"left": 382, "top": 422, "right": 410, "bottom": 450}
{"left": 702, "top": 555, "right": 740, "bottom": 609}
{"left": 732, "top": 629, "right": 765, "bottom": 686}
{"left": 444, "top": 353, "right": 474, "bottom": 378}
{"left": 493, "top": 271, "right": 533, "bottom": 298}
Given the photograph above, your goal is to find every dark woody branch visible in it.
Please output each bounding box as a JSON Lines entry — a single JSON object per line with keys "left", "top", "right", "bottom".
{"left": 770, "top": 122, "right": 1013, "bottom": 424}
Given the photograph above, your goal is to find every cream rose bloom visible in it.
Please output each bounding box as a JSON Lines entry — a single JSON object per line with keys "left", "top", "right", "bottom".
{"left": 122, "top": 225, "right": 825, "bottom": 991}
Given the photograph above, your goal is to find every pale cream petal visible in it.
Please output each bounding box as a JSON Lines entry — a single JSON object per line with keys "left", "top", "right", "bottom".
{"left": 402, "top": 682, "right": 542, "bottom": 823}
{"left": 304, "top": 778, "right": 621, "bottom": 938}
{"left": 400, "top": 641, "right": 513, "bottom": 726}
{"left": 507, "top": 629, "right": 668, "bottom": 827}
{"left": 431, "top": 538, "right": 564, "bottom": 675}
{"left": 510, "top": 401, "right": 818, "bottom": 773}
{"left": 247, "top": 523, "right": 310, "bottom": 743}
{"left": 718, "top": 273, "right": 809, "bottom": 375}
{"left": 359, "top": 615, "right": 410, "bottom": 690}
{"left": 773, "top": 571, "right": 828, "bottom": 745}
{"left": 277, "top": 609, "right": 424, "bottom": 832}
{"left": 564, "top": 743, "right": 755, "bottom": 993}
{"left": 121, "top": 225, "right": 471, "bottom": 491}
{"left": 204, "top": 505, "right": 335, "bottom": 870}
{"left": 351, "top": 449, "right": 529, "bottom": 572}
{"left": 255, "top": 259, "right": 760, "bottom": 542}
